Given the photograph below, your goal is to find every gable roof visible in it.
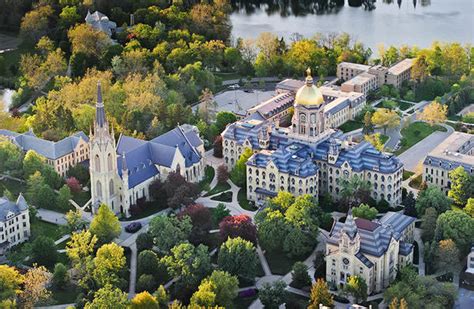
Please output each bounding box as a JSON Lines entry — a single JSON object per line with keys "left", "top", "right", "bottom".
{"left": 0, "top": 194, "right": 28, "bottom": 222}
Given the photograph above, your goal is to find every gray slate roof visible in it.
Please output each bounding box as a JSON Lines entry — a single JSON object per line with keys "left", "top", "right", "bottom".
{"left": 0, "top": 130, "right": 89, "bottom": 160}
{"left": 0, "top": 194, "right": 28, "bottom": 222}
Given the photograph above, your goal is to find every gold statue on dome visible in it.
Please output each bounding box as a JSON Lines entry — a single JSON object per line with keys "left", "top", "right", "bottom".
{"left": 306, "top": 67, "right": 312, "bottom": 77}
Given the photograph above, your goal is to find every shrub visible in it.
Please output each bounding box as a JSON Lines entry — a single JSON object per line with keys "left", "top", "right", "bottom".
{"left": 136, "top": 233, "right": 154, "bottom": 252}
{"left": 219, "top": 215, "right": 257, "bottom": 245}
{"left": 66, "top": 177, "right": 81, "bottom": 193}
{"left": 137, "top": 274, "right": 157, "bottom": 292}
{"left": 291, "top": 262, "right": 311, "bottom": 288}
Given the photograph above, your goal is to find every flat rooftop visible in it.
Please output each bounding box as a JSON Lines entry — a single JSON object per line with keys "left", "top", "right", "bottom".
{"left": 388, "top": 58, "right": 414, "bottom": 75}
{"left": 343, "top": 72, "right": 376, "bottom": 86}
{"left": 320, "top": 85, "right": 365, "bottom": 101}
{"left": 428, "top": 132, "right": 474, "bottom": 166}
{"left": 338, "top": 62, "right": 371, "bottom": 71}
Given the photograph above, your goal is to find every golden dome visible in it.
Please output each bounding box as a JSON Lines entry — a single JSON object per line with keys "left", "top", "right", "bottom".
{"left": 295, "top": 68, "right": 324, "bottom": 106}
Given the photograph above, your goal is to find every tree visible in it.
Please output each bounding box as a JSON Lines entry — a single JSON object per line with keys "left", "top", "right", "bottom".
{"left": 308, "top": 279, "right": 334, "bottom": 308}
{"left": 20, "top": 49, "right": 67, "bottom": 91}
{"left": 230, "top": 147, "right": 253, "bottom": 187}
{"left": 130, "top": 291, "right": 159, "bottom": 308}
{"left": 217, "top": 237, "right": 258, "bottom": 280}
{"left": 153, "top": 285, "right": 169, "bottom": 308}
{"left": 26, "top": 171, "right": 55, "bottom": 209}
{"left": 148, "top": 215, "right": 192, "bottom": 253}
{"left": 344, "top": 275, "right": 367, "bottom": 303}
{"left": 66, "top": 230, "right": 97, "bottom": 289}
{"left": 206, "top": 270, "right": 239, "bottom": 307}
{"left": 371, "top": 108, "right": 400, "bottom": 134}
{"left": 259, "top": 280, "right": 287, "bottom": 309}
{"left": 416, "top": 186, "right": 452, "bottom": 215}
{"left": 214, "top": 111, "right": 237, "bottom": 134}
{"left": 190, "top": 279, "right": 216, "bottom": 307}
{"left": 465, "top": 198, "right": 474, "bottom": 218}
{"left": 362, "top": 111, "right": 374, "bottom": 135}
{"left": 90, "top": 204, "right": 121, "bottom": 245}
{"left": 339, "top": 175, "right": 372, "bottom": 208}
{"left": 352, "top": 203, "right": 379, "bottom": 220}
{"left": 435, "top": 210, "right": 474, "bottom": 254}
{"left": 137, "top": 250, "right": 164, "bottom": 279}
{"left": 0, "top": 265, "right": 23, "bottom": 302}
{"left": 85, "top": 284, "right": 128, "bottom": 309}
{"left": 31, "top": 236, "right": 57, "bottom": 267}
{"left": 364, "top": 133, "right": 385, "bottom": 151}
{"left": 136, "top": 233, "right": 154, "bottom": 252}
{"left": 18, "top": 265, "right": 52, "bottom": 309}
{"left": 291, "top": 262, "right": 311, "bottom": 288}
{"left": 65, "top": 209, "right": 86, "bottom": 233}
{"left": 212, "top": 203, "right": 230, "bottom": 225}
{"left": 420, "top": 207, "right": 438, "bottom": 242}
{"left": 162, "top": 243, "right": 211, "bottom": 289}
{"left": 137, "top": 274, "right": 157, "bottom": 293}
{"left": 217, "top": 164, "right": 229, "bottom": 184}
{"left": 178, "top": 204, "right": 212, "bottom": 244}
{"left": 20, "top": 5, "right": 53, "bottom": 43}
{"left": 66, "top": 177, "right": 81, "bottom": 193}
{"left": 0, "top": 140, "right": 23, "bottom": 175}
{"left": 389, "top": 298, "right": 409, "bottom": 309}
{"left": 436, "top": 239, "right": 460, "bottom": 274}
{"left": 23, "top": 150, "right": 46, "bottom": 179}
{"left": 448, "top": 166, "right": 473, "bottom": 206}
{"left": 213, "top": 135, "right": 223, "bottom": 158}
{"left": 161, "top": 172, "right": 200, "bottom": 209}
{"left": 403, "top": 191, "right": 417, "bottom": 217}
{"left": 57, "top": 185, "right": 72, "bottom": 211}
{"left": 68, "top": 24, "right": 111, "bottom": 58}
{"left": 219, "top": 214, "right": 257, "bottom": 245}
{"left": 52, "top": 263, "right": 69, "bottom": 289}
{"left": 93, "top": 243, "right": 126, "bottom": 288}
{"left": 418, "top": 101, "right": 447, "bottom": 126}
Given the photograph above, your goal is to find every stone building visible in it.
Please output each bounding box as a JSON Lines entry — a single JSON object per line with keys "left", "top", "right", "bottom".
{"left": 89, "top": 83, "right": 205, "bottom": 217}
{"left": 326, "top": 210, "right": 415, "bottom": 294}
{"left": 222, "top": 70, "right": 403, "bottom": 206}
{"left": 0, "top": 194, "right": 30, "bottom": 256}
{"left": 0, "top": 130, "right": 89, "bottom": 177}
{"left": 423, "top": 132, "right": 474, "bottom": 194}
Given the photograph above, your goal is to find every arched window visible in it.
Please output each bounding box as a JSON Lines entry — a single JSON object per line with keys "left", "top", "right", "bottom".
{"left": 95, "top": 155, "right": 101, "bottom": 172}
{"left": 107, "top": 153, "right": 113, "bottom": 171}
{"left": 300, "top": 113, "right": 306, "bottom": 123}
{"left": 310, "top": 113, "right": 316, "bottom": 123}
{"left": 96, "top": 180, "right": 102, "bottom": 198}
{"left": 109, "top": 179, "right": 114, "bottom": 195}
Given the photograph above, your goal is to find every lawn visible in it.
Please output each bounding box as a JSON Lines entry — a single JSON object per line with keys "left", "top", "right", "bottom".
{"left": 199, "top": 166, "right": 215, "bottom": 192}
{"left": 397, "top": 101, "right": 414, "bottom": 111}
{"left": 265, "top": 250, "right": 310, "bottom": 275}
{"left": 403, "top": 170, "right": 415, "bottom": 181}
{"left": 72, "top": 190, "right": 91, "bottom": 207}
{"left": 204, "top": 181, "right": 231, "bottom": 197}
{"left": 409, "top": 174, "right": 423, "bottom": 190}
{"left": 380, "top": 134, "right": 389, "bottom": 144}
{"left": 31, "top": 220, "right": 64, "bottom": 241}
{"left": 120, "top": 199, "right": 168, "bottom": 221}
{"left": 0, "top": 178, "right": 27, "bottom": 199}
{"left": 237, "top": 188, "right": 258, "bottom": 211}
{"left": 284, "top": 292, "right": 309, "bottom": 308}
{"left": 210, "top": 191, "right": 233, "bottom": 202}
{"left": 395, "top": 122, "right": 447, "bottom": 155}
{"left": 339, "top": 120, "right": 363, "bottom": 133}
{"left": 50, "top": 285, "right": 80, "bottom": 305}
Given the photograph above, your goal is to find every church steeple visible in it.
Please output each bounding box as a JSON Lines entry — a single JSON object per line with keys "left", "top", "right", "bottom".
{"left": 95, "top": 81, "right": 107, "bottom": 128}
{"left": 343, "top": 208, "right": 358, "bottom": 239}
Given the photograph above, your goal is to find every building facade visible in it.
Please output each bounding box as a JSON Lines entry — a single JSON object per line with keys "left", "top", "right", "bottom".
{"left": 423, "top": 132, "right": 474, "bottom": 194}
{"left": 85, "top": 10, "right": 117, "bottom": 36}
{"left": 0, "top": 194, "right": 30, "bottom": 256}
{"left": 222, "top": 70, "right": 403, "bottom": 206}
{"left": 0, "top": 130, "right": 89, "bottom": 177}
{"left": 89, "top": 83, "right": 205, "bottom": 217}
{"left": 326, "top": 210, "right": 415, "bottom": 294}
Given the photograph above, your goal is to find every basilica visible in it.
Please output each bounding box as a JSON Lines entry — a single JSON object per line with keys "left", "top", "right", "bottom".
{"left": 222, "top": 70, "right": 404, "bottom": 206}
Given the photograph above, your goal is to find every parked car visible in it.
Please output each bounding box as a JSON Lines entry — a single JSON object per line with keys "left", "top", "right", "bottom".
{"left": 125, "top": 222, "right": 142, "bottom": 233}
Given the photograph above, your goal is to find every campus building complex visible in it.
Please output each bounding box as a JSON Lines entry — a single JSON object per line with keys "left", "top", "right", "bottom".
{"left": 89, "top": 83, "right": 205, "bottom": 217}
{"left": 0, "top": 129, "right": 90, "bottom": 177}
{"left": 337, "top": 59, "right": 414, "bottom": 94}
{"left": 326, "top": 210, "right": 415, "bottom": 294}
{"left": 222, "top": 71, "right": 403, "bottom": 206}
{"left": 0, "top": 194, "right": 30, "bottom": 256}
{"left": 422, "top": 132, "right": 474, "bottom": 194}
{"left": 85, "top": 10, "right": 117, "bottom": 36}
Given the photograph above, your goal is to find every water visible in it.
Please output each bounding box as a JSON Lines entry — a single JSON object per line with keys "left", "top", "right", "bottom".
{"left": 0, "top": 89, "right": 14, "bottom": 111}
{"left": 230, "top": 0, "right": 474, "bottom": 51}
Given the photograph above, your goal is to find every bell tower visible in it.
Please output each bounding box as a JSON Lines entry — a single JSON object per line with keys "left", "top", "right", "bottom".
{"left": 89, "top": 81, "right": 119, "bottom": 214}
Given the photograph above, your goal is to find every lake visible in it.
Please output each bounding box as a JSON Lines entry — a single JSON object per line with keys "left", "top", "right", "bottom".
{"left": 230, "top": 0, "right": 473, "bottom": 51}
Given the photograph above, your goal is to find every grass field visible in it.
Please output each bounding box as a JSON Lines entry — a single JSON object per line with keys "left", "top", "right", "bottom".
{"left": 395, "top": 122, "right": 447, "bottom": 155}
{"left": 210, "top": 191, "right": 233, "bottom": 202}
{"left": 403, "top": 170, "right": 415, "bottom": 181}
{"left": 31, "top": 220, "right": 64, "bottom": 240}
{"left": 339, "top": 120, "right": 364, "bottom": 133}
{"left": 265, "top": 250, "right": 309, "bottom": 275}
{"left": 380, "top": 134, "right": 389, "bottom": 144}
{"left": 204, "top": 181, "right": 231, "bottom": 197}
{"left": 237, "top": 188, "right": 258, "bottom": 211}
{"left": 199, "top": 166, "right": 215, "bottom": 192}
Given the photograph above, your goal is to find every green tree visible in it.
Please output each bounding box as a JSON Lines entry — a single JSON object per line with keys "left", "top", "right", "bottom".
{"left": 52, "top": 263, "right": 69, "bottom": 289}
{"left": 436, "top": 239, "right": 460, "bottom": 274}
{"left": 352, "top": 203, "right": 379, "bottom": 220}
{"left": 371, "top": 108, "right": 400, "bottom": 134}
{"left": 136, "top": 233, "right": 154, "bottom": 252}
{"left": 344, "top": 275, "right": 368, "bottom": 303}
{"left": 65, "top": 209, "right": 86, "bottom": 233}
{"left": 448, "top": 166, "right": 473, "bottom": 206}
{"left": 435, "top": 210, "right": 474, "bottom": 254}
{"left": 137, "top": 250, "right": 164, "bottom": 278}
{"left": 85, "top": 284, "right": 128, "bottom": 309}
{"left": 195, "top": 270, "right": 239, "bottom": 307}
{"left": 420, "top": 207, "right": 438, "bottom": 242}
{"left": 0, "top": 265, "right": 23, "bottom": 302}
{"left": 57, "top": 185, "right": 72, "bottom": 211}
{"left": 217, "top": 237, "right": 258, "bottom": 281}
{"left": 66, "top": 230, "right": 97, "bottom": 289}
{"left": 291, "top": 262, "right": 311, "bottom": 287}
{"left": 130, "top": 291, "right": 159, "bottom": 309}
{"left": 90, "top": 204, "right": 121, "bottom": 244}
{"left": 68, "top": 24, "right": 111, "bottom": 58}
{"left": 0, "top": 140, "right": 23, "bottom": 175}
{"left": 416, "top": 186, "right": 452, "bottom": 215}
{"left": 308, "top": 278, "right": 334, "bottom": 308}
{"left": 31, "top": 236, "right": 57, "bottom": 267}
{"left": 20, "top": 5, "right": 54, "bottom": 43}
{"left": 259, "top": 280, "right": 287, "bottom": 309}
{"left": 340, "top": 175, "right": 372, "bottom": 207}
{"left": 59, "top": 5, "right": 80, "bottom": 29}
{"left": 23, "top": 150, "right": 46, "bottom": 179}
{"left": 212, "top": 203, "right": 231, "bottom": 225}
{"left": 148, "top": 215, "right": 192, "bottom": 253}
{"left": 465, "top": 198, "right": 474, "bottom": 218}
{"left": 230, "top": 147, "right": 253, "bottom": 187}
{"left": 190, "top": 280, "right": 216, "bottom": 307}
{"left": 153, "top": 285, "right": 169, "bottom": 308}
{"left": 93, "top": 243, "right": 126, "bottom": 288}
{"left": 162, "top": 243, "right": 211, "bottom": 289}
{"left": 137, "top": 274, "right": 156, "bottom": 293}
{"left": 214, "top": 111, "right": 237, "bottom": 134}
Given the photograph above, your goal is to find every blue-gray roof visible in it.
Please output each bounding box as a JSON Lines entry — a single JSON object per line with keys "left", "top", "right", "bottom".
{"left": 0, "top": 194, "right": 28, "bottom": 222}
{"left": 355, "top": 251, "right": 374, "bottom": 268}
{"left": 423, "top": 155, "right": 474, "bottom": 174}
{"left": 116, "top": 126, "right": 202, "bottom": 188}
{"left": 399, "top": 242, "right": 413, "bottom": 256}
{"left": 0, "top": 130, "right": 89, "bottom": 160}
{"left": 378, "top": 211, "right": 416, "bottom": 236}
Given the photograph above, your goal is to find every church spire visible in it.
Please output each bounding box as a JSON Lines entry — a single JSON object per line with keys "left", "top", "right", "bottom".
{"left": 343, "top": 208, "right": 358, "bottom": 239}
{"left": 95, "top": 81, "right": 107, "bottom": 128}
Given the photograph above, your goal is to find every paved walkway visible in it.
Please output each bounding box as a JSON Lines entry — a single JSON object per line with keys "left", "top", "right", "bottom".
{"left": 398, "top": 123, "right": 454, "bottom": 171}
{"left": 128, "top": 243, "right": 138, "bottom": 299}
{"left": 37, "top": 209, "right": 67, "bottom": 225}
{"left": 414, "top": 228, "right": 425, "bottom": 276}
{"left": 256, "top": 246, "right": 272, "bottom": 276}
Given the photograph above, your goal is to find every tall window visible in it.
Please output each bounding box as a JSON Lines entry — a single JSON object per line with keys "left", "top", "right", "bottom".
{"left": 109, "top": 179, "right": 114, "bottom": 195}
{"left": 95, "top": 155, "right": 101, "bottom": 172}
{"left": 107, "top": 153, "right": 113, "bottom": 171}
{"left": 96, "top": 180, "right": 102, "bottom": 198}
